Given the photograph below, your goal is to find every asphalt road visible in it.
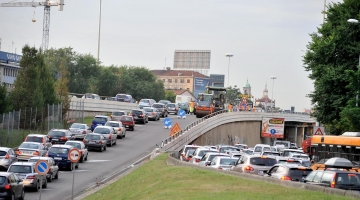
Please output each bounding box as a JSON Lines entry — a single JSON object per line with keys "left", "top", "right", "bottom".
{"left": 25, "top": 114, "right": 197, "bottom": 200}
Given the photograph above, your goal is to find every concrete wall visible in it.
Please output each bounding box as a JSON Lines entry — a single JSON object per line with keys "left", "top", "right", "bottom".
{"left": 192, "top": 121, "right": 270, "bottom": 147}
{"left": 69, "top": 97, "right": 139, "bottom": 114}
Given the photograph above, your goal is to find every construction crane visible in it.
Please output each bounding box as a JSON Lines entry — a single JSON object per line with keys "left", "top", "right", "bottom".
{"left": 0, "top": 0, "right": 65, "bottom": 51}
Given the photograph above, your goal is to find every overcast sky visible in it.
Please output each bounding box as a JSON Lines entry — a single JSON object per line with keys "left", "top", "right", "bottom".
{"left": 0, "top": 0, "right": 344, "bottom": 111}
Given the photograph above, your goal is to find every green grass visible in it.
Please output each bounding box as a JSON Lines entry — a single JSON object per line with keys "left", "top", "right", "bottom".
{"left": 84, "top": 153, "right": 353, "bottom": 200}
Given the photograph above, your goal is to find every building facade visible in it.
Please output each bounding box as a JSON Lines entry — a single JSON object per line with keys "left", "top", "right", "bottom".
{"left": 0, "top": 51, "right": 22, "bottom": 92}
{"left": 255, "top": 84, "right": 274, "bottom": 110}
{"left": 209, "top": 74, "right": 224, "bottom": 87}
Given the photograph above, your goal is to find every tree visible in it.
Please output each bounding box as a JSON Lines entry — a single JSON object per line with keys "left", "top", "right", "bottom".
{"left": 225, "top": 85, "right": 241, "bottom": 105}
{"left": 56, "top": 57, "right": 71, "bottom": 123}
{"left": 303, "top": 0, "right": 360, "bottom": 134}
{"left": 0, "top": 84, "right": 9, "bottom": 114}
{"left": 165, "top": 90, "right": 176, "bottom": 102}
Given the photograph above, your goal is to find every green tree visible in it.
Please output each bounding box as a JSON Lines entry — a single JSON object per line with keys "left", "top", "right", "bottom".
{"left": 303, "top": 0, "right": 360, "bottom": 134}
{"left": 97, "top": 66, "right": 121, "bottom": 97}
{"left": 56, "top": 57, "right": 71, "bottom": 124}
{"left": 0, "top": 84, "right": 9, "bottom": 114}
{"left": 225, "top": 85, "right": 241, "bottom": 105}
{"left": 164, "top": 90, "right": 176, "bottom": 102}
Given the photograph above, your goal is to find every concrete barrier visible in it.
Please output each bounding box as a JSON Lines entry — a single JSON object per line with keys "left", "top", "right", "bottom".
{"left": 166, "top": 153, "right": 360, "bottom": 198}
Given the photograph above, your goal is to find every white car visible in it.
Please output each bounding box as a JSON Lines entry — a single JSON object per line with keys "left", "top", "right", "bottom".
{"left": 208, "top": 156, "right": 238, "bottom": 171}
{"left": 105, "top": 121, "right": 126, "bottom": 139}
{"left": 69, "top": 123, "right": 91, "bottom": 140}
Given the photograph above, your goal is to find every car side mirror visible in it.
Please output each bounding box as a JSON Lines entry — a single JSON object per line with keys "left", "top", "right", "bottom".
{"left": 205, "top": 161, "right": 210, "bottom": 166}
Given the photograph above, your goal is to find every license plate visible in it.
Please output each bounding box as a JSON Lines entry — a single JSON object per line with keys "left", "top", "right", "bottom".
{"left": 258, "top": 170, "right": 264, "bottom": 175}
{"left": 89, "top": 141, "right": 95, "bottom": 144}
{"left": 134, "top": 116, "right": 138, "bottom": 119}
{"left": 23, "top": 151, "right": 32, "bottom": 154}
{"left": 125, "top": 125, "right": 129, "bottom": 127}
{"left": 52, "top": 139, "right": 58, "bottom": 141}
{"left": 54, "top": 157, "right": 62, "bottom": 160}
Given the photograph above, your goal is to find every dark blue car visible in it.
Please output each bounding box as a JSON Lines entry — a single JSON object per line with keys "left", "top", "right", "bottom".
{"left": 91, "top": 115, "right": 111, "bottom": 131}
{"left": 47, "top": 145, "right": 79, "bottom": 171}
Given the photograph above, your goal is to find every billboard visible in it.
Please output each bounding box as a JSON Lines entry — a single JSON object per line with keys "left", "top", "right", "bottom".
{"left": 210, "top": 74, "right": 225, "bottom": 87}
{"left": 261, "top": 118, "right": 285, "bottom": 138}
{"left": 194, "top": 77, "right": 210, "bottom": 98}
{"left": 173, "top": 50, "right": 211, "bottom": 69}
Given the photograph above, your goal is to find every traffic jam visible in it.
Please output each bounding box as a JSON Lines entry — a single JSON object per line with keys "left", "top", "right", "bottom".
{"left": 179, "top": 132, "right": 360, "bottom": 191}
{"left": 0, "top": 115, "right": 130, "bottom": 200}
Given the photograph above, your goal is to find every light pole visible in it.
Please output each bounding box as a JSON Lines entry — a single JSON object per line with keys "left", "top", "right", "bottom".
{"left": 97, "top": 0, "right": 102, "bottom": 64}
{"left": 347, "top": 19, "right": 360, "bottom": 107}
{"left": 225, "top": 53, "right": 233, "bottom": 87}
{"left": 270, "top": 76, "right": 277, "bottom": 110}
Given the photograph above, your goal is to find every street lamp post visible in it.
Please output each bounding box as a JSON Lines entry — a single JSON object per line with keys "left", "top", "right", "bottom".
{"left": 347, "top": 19, "right": 360, "bottom": 107}
{"left": 270, "top": 76, "right": 277, "bottom": 111}
{"left": 97, "top": 0, "right": 102, "bottom": 64}
{"left": 225, "top": 53, "right": 233, "bottom": 87}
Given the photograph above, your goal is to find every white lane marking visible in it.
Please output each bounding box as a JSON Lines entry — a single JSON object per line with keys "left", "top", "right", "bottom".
{"left": 59, "top": 170, "right": 91, "bottom": 173}
{"left": 86, "top": 160, "right": 111, "bottom": 163}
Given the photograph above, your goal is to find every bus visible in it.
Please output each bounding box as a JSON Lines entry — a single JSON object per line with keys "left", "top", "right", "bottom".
{"left": 310, "top": 132, "right": 360, "bottom": 167}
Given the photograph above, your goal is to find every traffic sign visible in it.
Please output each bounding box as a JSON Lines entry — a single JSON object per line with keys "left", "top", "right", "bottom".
{"left": 35, "top": 160, "right": 49, "bottom": 175}
{"left": 270, "top": 129, "right": 276, "bottom": 135}
{"left": 178, "top": 110, "right": 186, "bottom": 117}
{"left": 314, "top": 127, "right": 324, "bottom": 135}
{"left": 169, "top": 123, "right": 181, "bottom": 136}
{"left": 68, "top": 148, "right": 81, "bottom": 162}
{"left": 163, "top": 117, "right": 172, "bottom": 127}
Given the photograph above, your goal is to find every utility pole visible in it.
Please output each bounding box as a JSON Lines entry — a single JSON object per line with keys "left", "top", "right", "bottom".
{"left": 97, "top": 0, "right": 102, "bottom": 64}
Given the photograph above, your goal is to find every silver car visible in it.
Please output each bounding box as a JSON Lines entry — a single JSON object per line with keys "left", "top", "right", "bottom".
{"left": 198, "top": 152, "right": 229, "bottom": 167}
{"left": 166, "top": 103, "right": 179, "bottom": 115}
{"left": 208, "top": 156, "right": 238, "bottom": 171}
{"left": 16, "top": 142, "right": 47, "bottom": 161}
{"left": 7, "top": 162, "right": 47, "bottom": 191}
{"left": 105, "top": 121, "right": 126, "bottom": 139}
{"left": 69, "top": 123, "right": 91, "bottom": 140}
{"left": 93, "top": 126, "right": 117, "bottom": 147}
{"left": 143, "top": 107, "right": 160, "bottom": 121}
{"left": 110, "top": 110, "right": 126, "bottom": 121}
{"left": 231, "top": 155, "right": 278, "bottom": 175}
{"left": 188, "top": 147, "right": 218, "bottom": 164}
{"left": 0, "top": 147, "right": 18, "bottom": 171}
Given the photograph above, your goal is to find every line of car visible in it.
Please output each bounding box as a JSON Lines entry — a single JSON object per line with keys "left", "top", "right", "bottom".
{"left": 180, "top": 143, "right": 360, "bottom": 191}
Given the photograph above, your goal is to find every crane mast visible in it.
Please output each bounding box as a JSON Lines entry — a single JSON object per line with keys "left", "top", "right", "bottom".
{"left": 0, "top": 0, "right": 64, "bottom": 51}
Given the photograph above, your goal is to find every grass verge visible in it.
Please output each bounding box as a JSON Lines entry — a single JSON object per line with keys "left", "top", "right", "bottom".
{"left": 84, "top": 153, "right": 353, "bottom": 200}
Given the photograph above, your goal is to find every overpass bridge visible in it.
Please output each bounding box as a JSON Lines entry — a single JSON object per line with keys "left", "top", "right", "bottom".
{"left": 160, "top": 111, "right": 316, "bottom": 152}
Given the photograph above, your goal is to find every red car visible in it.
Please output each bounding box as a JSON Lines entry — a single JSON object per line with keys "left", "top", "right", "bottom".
{"left": 120, "top": 115, "right": 135, "bottom": 131}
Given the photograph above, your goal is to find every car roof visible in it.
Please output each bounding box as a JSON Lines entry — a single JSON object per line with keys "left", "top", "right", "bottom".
{"left": 20, "top": 142, "right": 41, "bottom": 145}
{"left": 0, "top": 147, "right": 11, "bottom": 151}
{"left": 254, "top": 144, "right": 271, "bottom": 147}
{"left": 11, "top": 162, "right": 35, "bottom": 166}
{"left": 94, "top": 126, "right": 113, "bottom": 130}
{"left": 71, "top": 123, "right": 87, "bottom": 125}
{"left": 94, "top": 115, "right": 109, "bottom": 118}
{"left": 51, "top": 144, "right": 74, "bottom": 149}
{"left": 29, "top": 156, "right": 53, "bottom": 160}
{"left": 246, "top": 155, "right": 276, "bottom": 159}
{"left": 0, "top": 172, "right": 13, "bottom": 176}
{"left": 65, "top": 141, "right": 84, "bottom": 144}
{"left": 27, "top": 134, "right": 46, "bottom": 137}
{"left": 86, "top": 133, "right": 102, "bottom": 136}
{"left": 107, "top": 121, "right": 122, "bottom": 123}
{"left": 49, "top": 129, "right": 68, "bottom": 132}
{"left": 112, "top": 110, "right": 125, "bottom": 112}
{"left": 324, "top": 157, "right": 354, "bottom": 169}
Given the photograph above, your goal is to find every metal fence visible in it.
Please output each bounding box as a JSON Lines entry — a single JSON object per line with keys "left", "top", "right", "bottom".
{"left": 0, "top": 103, "right": 64, "bottom": 147}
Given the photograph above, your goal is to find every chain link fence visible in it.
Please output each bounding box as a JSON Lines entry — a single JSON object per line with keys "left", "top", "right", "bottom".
{"left": 0, "top": 103, "right": 64, "bottom": 148}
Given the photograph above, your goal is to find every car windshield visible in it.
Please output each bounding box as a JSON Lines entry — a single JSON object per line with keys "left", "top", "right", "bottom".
{"left": 0, "top": 151, "right": 7, "bottom": 156}
{"left": 19, "top": 143, "right": 39, "bottom": 149}
{"left": 336, "top": 173, "right": 360, "bottom": 186}
{"left": 94, "top": 128, "right": 110, "bottom": 134}
{"left": 152, "top": 104, "right": 163, "bottom": 108}
{"left": 105, "top": 122, "right": 120, "bottom": 127}
{"left": 93, "top": 117, "right": 107, "bottom": 122}
{"left": 25, "top": 136, "right": 43, "bottom": 143}
{"left": 0, "top": 176, "right": 6, "bottom": 184}
{"left": 143, "top": 108, "right": 154, "bottom": 112}
{"left": 8, "top": 165, "right": 32, "bottom": 173}
{"left": 85, "top": 134, "right": 101, "bottom": 140}
{"left": 121, "top": 116, "right": 133, "bottom": 122}
{"left": 289, "top": 168, "right": 312, "bottom": 176}
{"left": 49, "top": 147, "right": 69, "bottom": 154}
{"left": 112, "top": 111, "right": 125, "bottom": 116}
{"left": 66, "top": 142, "right": 81, "bottom": 149}
{"left": 199, "top": 150, "right": 214, "bottom": 157}
{"left": 209, "top": 154, "right": 224, "bottom": 161}
{"left": 48, "top": 131, "right": 65, "bottom": 137}
{"left": 70, "top": 124, "right": 85, "bottom": 129}
{"left": 184, "top": 146, "right": 199, "bottom": 154}
{"left": 250, "top": 157, "right": 277, "bottom": 166}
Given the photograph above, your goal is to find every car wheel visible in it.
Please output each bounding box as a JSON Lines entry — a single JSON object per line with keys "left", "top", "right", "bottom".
{"left": 80, "top": 155, "right": 84, "bottom": 163}
{"left": 69, "top": 164, "right": 74, "bottom": 171}
{"left": 84, "top": 154, "right": 88, "bottom": 161}
{"left": 47, "top": 175, "right": 52, "bottom": 182}
{"left": 104, "top": 145, "right": 107, "bottom": 151}
{"left": 43, "top": 178, "right": 47, "bottom": 188}
{"left": 10, "top": 193, "right": 15, "bottom": 200}
{"left": 75, "top": 163, "right": 79, "bottom": 169}
{"left": 19, "top": 189, "right": 25, "bottom": 200}
{"left": 34, "top": 181, "right": 39, "bottom": 192}
{"left": 142, "top": 119, "right": 146, "bottom": 124}
{"left": 131, "top": 127, "right": 134, "bottom": 131}
{"left": 55, "top": 171, "right": 59, "bottom": 179}
{"left": 109, "top": 141, "right": 113, "bottom": 147}
{"left": 114, "top": 139, "right": 117, "bottom": 145}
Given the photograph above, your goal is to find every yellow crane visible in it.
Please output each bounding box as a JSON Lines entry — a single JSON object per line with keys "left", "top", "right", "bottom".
{"left": 1, "top": 0, "right": 65, "bottom": 51}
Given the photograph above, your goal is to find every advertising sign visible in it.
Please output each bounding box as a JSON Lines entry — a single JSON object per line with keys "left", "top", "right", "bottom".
{"left": 194, "top": 77, "right": 210, "bottom": 98}
{"left": 261, "top": 118, "right": 285, "bottom": 138}
{"left": 0, "top": 51, "right": 22, "bottom": 63}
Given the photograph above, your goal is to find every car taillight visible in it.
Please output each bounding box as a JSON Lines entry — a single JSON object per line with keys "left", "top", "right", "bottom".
{"left": 195, "top": 158, "right": 200, "bottom": 162}
{"left": 83, "top": 139, "right": 87, "bottom": 143}
{"left": 280, "top": 176, "right": 291, "bottom": 180}
{"left": 129, "top": 113, "right": 132, "bottom": 116}
{"left": 99, "top": 141, "right": 102, "bottom": 144}
{"left": 109, "top": 135, "right": 112, "bottom": 139}
{"left": 42, "top": 138, "right": 45, "bottom": 143}
{"left": 4, "top": 184, "right": 11, "bottom": 190}
{"left": 27, "top": 175, "right": 36, "bottom": 179}
{"left": 33, "top": 151, "right": 39, "bottom": 156}
{"left": 110, "top": 115, "right": 113, "bottom": 119}
{"left": 5, "top": 154, "right": 10, "bottom": 159}
{"left": 186, "top": 157, "right": 191, "bottom": 161}
{"left": 244, "top": 166, "right": 254, "bottom": 171}
{"left": 118, "top": 128, "right": 122, "bottom": 131}
{"left": 139, "top": 114, "right": 143, "bottom": 117}
{"left": 61, "top": 137, "right": 67, "bottom": 141}
{"left": 82, "top": 131, "right": 86, "bottom": 134}
{"left": 331, "top": 173, "right": 337, "bottom": 188}
{"left": 48, "top": 168, "right": 51, "bottom": 173}
{"left": 91, "top": 123, "right": 94, "bottom": 126}
{"left": 151, "top": 112, "right": 155, "bottom": 115}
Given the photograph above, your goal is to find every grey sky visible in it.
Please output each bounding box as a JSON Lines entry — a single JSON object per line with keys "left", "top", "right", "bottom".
{"left": 0, "top": 0, "right": 344, "bottom": 111}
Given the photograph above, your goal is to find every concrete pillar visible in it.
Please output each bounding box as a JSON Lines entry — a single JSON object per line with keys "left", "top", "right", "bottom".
{"left": 294, "top": 126, "right": 298, "bottom": 145}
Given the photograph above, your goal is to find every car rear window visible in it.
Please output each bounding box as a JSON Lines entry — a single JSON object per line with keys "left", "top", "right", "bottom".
{"left": 19, "top": 143, "right": 40, "bottom": 149}
{"left": 121, "top": 116, "right": 133, "bottom": 122}
{"left": 0, "top": 176, "right": 7, "bottom": 184}
{"left": 8, "top": 165, "right": 32, "bottom": 173}
{"left": 112, "top": 112, "right": 125, "bottom": 116}
{"left": 93, "top": 117, "right": 108, "bottom": 122}
{"left": 219, "top": 158, "right": 238, "bottom": 165}
{"left": 152, "top": 104, "right": 164, "bottom": 108}
{"left": 184, "top": 147, "right": 199, "bottom": 154}
{"left": 94, "top": 128, "right": 110, "bottom": 134}
{"left": 144, "top": 108, "right": 154, "bottom": 112}
{"left": 85, "top": 135, "right": 101, "bottom": 140}
{"left": 278, "top": 160, "right": 301, "bottom": 165}
{"left": 167, "top": 104, "right": 175, "bottom": 108}
{"left": 116, "top": 94, "right": 126, "bottom": 98}
{"left": 288, "top": 168, "right": 312, "bottom": 176}
{"left": 0, "top": 151, "right": 7, "bottom": 156}
{"left": 105, "top": 122, "right": 120, "bottom": 127}
{"left": 336, "top": 173, "right": 360, "bottom": 185}
{"left": 49, "top": 147, "right": 69, "bottom": 154}
{"left": 66, "top": 142, "right": 82, "bottom": 149}
{"left": 131, "top": 110, "right": 143, "bottom": 115}
{"left": 48, "top": 131, "right": 65, "bottom": 137}
{"left": 220, "top": 147, "right": 239, "bottom": 153}
{"left": 25, "top": 136, "right": 43, "bottom": 143}
{"left": 70, "top": 124, "right": 85, "bottom": 129}
{"left": 250, "top": 157, "right": 277, "bottom": 166}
